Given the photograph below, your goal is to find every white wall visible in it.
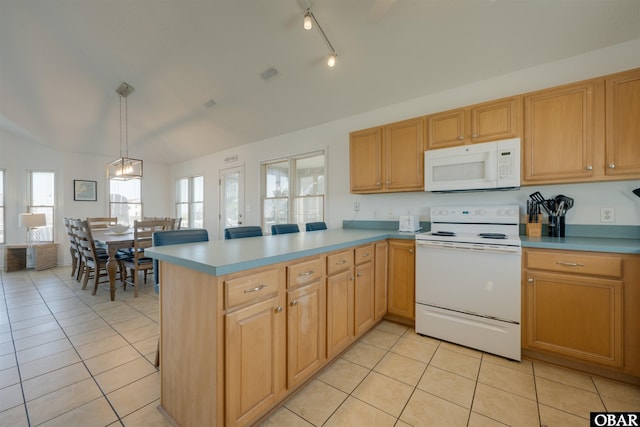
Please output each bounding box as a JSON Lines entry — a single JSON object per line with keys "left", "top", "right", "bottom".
{"left": 1, "top": 129, "right": 172, "bottom": 266}
{"left": 172, "top": 39, "right": 640, "bottom": 238}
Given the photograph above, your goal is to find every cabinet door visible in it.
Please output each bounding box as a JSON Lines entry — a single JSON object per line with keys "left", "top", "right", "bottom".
{"left": 354, "top": 262, "right": 375, "bottom": 337}
{"left": 426, "top": 109, "right": 465, "bottom": 149}
{"left": 384, "top": 117, "right": 425, "bottom": 191}
{"left": 326, "top": 268, "right": 354, "bottom": 358}
{"left": 387, "top": 240, "right": 415, "bottom": 321}
{"left": 226, "top": 297, "right": 286, "bottom": 426}
{"left": 287, "top": 281, "right": 326, "bottom": 389}
{"left": 523, "top": 81, "right": 596, "bottom": 183}
{"left": 470, "top": 97, "right": 522, "bottom": 143}
{"left": 605, "top": 68, "right": 640, "bottom": 176}
{"left": 350, "top": 127, "right": 383, "bottom": 193}
{"left": 525, "top": 271, "right": 622, "bottom": 367}
{"left": 374, "top": 242, "right": 388, "bottom": 321}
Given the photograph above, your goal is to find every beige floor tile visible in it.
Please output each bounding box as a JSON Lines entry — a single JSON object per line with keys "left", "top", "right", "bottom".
{"left": 472, "top": 383, "right": 539, "bottom": 427}
{"left": 131, "top": 336, "right": 159, "bottom": 356}
{"left": 22, "top": 362, "right": 91, "bottom": 401}
{"left": 61, "top": 318, "right": 110, "bottom": 337}
{"left": 534, "top": 361, "right": 597, "bottom": 392}
{"left": 373, "top": 352, "right": 427, "bottom": 386}
{"left": 390, "top": 335, "right": 438, "bottom": 364}
{"left": 38, "top": 397, "right": 118, "bottom": 427}
{"left": 8, "top": 303, "right": 51, "bottom": 322}
{"left": 67, "top": 325, "right": 118, "bottom": 347}
{"left": 478, "top": 359, "right": 536, "bottom": 400}
{"left": 440, "top": 341, "right": 483, "bottom": 359}
{"left": 0, "top": 366, "right": 19, "bottom": 389}
{"left": 418, "top": 365, "right": 476, "bottom": 409}
{"left": 85, "top": 345, "right": 141, "bottom": 375}
{"left": 0, "top": 353, "right": 17, "bottom": 371}
{"left": 121, "top": 399, "right": 178, "bottom": 427}
{"left": 108, "top": 372, "right": 160, "bottom": 418}
{"left": 94, "top": 357, "right": 158, "bottom": 394}
{"left": 110, "top": 315, "right": 156, "bottom": 334}
{"left": 11, "top": 321, "right": 60, "bottom": 341}
{"left": 0, "top": 383, "right": 23, "bottom": 412}
{"left": 359, "top": 329, "right": 401, "bottom": 351}
{"left": 430, "top": 347, "right": 481, "bottom": 380}
{"left": 52, "top": 307, "right": 96, "bottom": 322}
{"left": 352, "top": 371, "right": 413, "bottom": 417}
{"left": 341, "top": 342, "right": 386, "bottom": 369}
{"left": 26, "top": 377, "right": 102, "bottom": 425}
{"left": 0, "top": 340, "right": 14, "bottom": 356}
{"left": 593, "top": 376, "right": 640, "bottom": 407}
{"left": 284, "top": 379, "right": 348, "bottom": 426}
{"left": 13, "top": 328, "right": 66, "bottom": 352}
{"left": 602, "top": 395, "right": 640, "bottom": 412}
{"left": 16, "top": 338, "right": 73, "bottom": 364}
{"left": 401, "top": 388, "right": 469, "bottom": 427}
{"left": 536, "top": 376, "right": 604, "bottom": 418}
{"left": 76, "top": 334, "right": 129, "bottom": 360}
{"left": 538, "top": 404, "right": 588, "bottom": 427}
{"left": 9, "top": 314, "right": 56, "bottom": 332}
{"left": 0, "top": 404, "right": 29, "bottom": 427}
{"left": 481, "top": 353, "right": 533, "bottom": 375}
{"left": 467, "top": 412, "right": 509, "bottom": 426}
{"left": 316, "top": 358, "right": 369, "bottom": 393}
{"left": 325, "top": 396, "right": 396, "bottom": 427}
{"left": 259, "top": 406, "right": 314, "bottom": 427}
{"left": 121, "top": 323, "right": 158, "bottom": 343}
{"left": 18, "top": 348, "right": 81, "bottom": 380}
{"left": 373, "top": 320, "right": 409, "bottom": 336}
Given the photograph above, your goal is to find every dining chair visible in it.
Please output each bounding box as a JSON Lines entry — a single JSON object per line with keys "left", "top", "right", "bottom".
{"left": 122, "top": 219, "right": 175, "bottom": 297}
{"left": 224, "top": 226, "right": 263, "bottom": 239}
{"left": 151, "top": 228, "right": 209, "bottom": 367}
{"left": 74, "top": 219, "right": 111, "bottom": 293}
{"left": 305, "top": 221, "right": 327, "bottom": 231}
{"left": 63, "top": 218, "right": 81, "bottom": 279}
{"left": 271, "top": 223, "right": 300, "bottom": 235}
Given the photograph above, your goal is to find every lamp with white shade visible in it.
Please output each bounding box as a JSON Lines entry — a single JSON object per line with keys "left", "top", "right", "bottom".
{"left": 19, "top": 213, "right": 46, "bottom": 243}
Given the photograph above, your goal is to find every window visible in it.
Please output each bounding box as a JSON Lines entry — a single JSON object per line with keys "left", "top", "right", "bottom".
{"left": 29, "top": 170, "right": 55, "bottom": 242}
{"left": 109, "top": 178, "right": 142, "bottom": 225}
{"left": 262, "top": 151, "right": 325, "bottom": 232}
{"left": 175, "top": 175, "right": 204, "bottom": 228}
{"left": 0, "top": 169, "right": 5, "bottom": 244}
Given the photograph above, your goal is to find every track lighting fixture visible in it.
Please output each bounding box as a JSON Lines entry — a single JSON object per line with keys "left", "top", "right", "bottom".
{"left": 302, "top": 7, "right": 338, "bottom": 67}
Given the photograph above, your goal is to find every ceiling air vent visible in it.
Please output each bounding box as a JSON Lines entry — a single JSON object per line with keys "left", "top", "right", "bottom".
{"left": 260, "top": 67, "right": 279, "bottom": 81}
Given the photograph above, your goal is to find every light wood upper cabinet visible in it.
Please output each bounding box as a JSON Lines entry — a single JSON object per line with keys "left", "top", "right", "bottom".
{"left": 426, "top": 97, "right": 522, "bottom": 149}
{"left": 605, "top": 68, "right": 640, "bottom": 176}
{"left": 523, "top": 80, "right": 597, "bottom": 183}
{"left": 387, "top": 239, "right": 415, "bottom": 323}
{"left": 350, "top": 117, "right": 425, "bottom": 193}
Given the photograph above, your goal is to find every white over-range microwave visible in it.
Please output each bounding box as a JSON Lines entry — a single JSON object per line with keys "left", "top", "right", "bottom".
{"left": 424, "top": 138, "right": 521, "bottom": 192}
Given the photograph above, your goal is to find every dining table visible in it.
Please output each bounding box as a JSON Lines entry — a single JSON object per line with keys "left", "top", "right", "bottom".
{"left": 92, "top": 229, "right": 134, "bottom": 301}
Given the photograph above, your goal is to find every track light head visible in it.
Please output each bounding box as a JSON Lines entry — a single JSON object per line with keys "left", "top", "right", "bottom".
{"left": 303, "top": 10, "right": 313, "bottom": 30}
{"left": 327, "top": 52, "right": 337, "bottom": 67}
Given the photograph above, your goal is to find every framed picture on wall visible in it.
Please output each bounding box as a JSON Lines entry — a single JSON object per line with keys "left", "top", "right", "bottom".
{"left": 74, "top": 180, "right": 97, "bottom": 201}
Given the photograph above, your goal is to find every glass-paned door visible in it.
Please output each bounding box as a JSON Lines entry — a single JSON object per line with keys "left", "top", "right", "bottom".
{"left": 219, "top": 166, "right": 244, "bottom": 238}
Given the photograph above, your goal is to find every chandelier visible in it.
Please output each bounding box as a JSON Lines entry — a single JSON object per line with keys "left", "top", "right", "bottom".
{"left": 107, "top": 82, "right": 143, "bottom": 180}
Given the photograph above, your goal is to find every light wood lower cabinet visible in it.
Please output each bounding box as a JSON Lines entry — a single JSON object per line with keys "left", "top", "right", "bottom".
{"left": 354, "top": 261, "right": 374, "bottom": 336}
{"left": 523, "top": 249, "right": 640, "bottom": 379}
{"left": 326, "top": 268, "right": 354, "bottom": 358}
{"left": 374, "top": 241, "right": 388, "bottom": 321}
{"left": 387, "top": 239, "right": 415, "bottom": 323}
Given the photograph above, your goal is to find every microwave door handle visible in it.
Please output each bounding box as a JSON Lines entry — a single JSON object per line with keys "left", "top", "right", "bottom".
{"left": 485, "top": 151, "right": 497, "bottom": 182}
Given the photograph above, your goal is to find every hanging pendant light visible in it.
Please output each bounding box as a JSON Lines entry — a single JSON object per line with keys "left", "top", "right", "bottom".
{"left": 106, "top": 82, "right": 143, "bottom": 180}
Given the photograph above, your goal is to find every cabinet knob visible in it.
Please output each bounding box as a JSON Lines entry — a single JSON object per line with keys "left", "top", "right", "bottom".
{"left": 350, "top": 276, "right": 355, "bottom": 281}
{"left": 275, "top": 306, "right": 283, "bottom": 313}
{"left": 376, "top": 182, "right": 381, "bottom": 187}
{"left": 472, "top": 134, "right": 477, "bottom": 138}
{"left": 608, "top": 163, "right": 616, "bottom": 169}
{"left": 409, "top": 249, "right": 413, "bottom": 254}
{"left": 458, "top": 136, "right": 464, "bottom": 140}
{"left": 357, "top": 272, "right": 362, "bottom": 277}
{"left": 527, "top": 278, "right": 534, "bottom": 283}
{"left": 290, "top": 300, "right": 297, "bottom": 306}
{"left": 585, "top": 165, "right": 593, "bottom": 171}
{"left": 386, "top": 180, "right": 390, "bottom": 185}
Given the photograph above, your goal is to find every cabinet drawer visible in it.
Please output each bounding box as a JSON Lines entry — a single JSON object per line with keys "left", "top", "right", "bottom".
{"left": 225, "top": 269, "right": 280, "bottom": 309}
{"left": 327, "top": 250, "right": 354, "bottom": 276}
{"left": 288, "top": 258, "right": 323, "bottom": 288}
{"left": 355, "top": 245, "right": 374, "bottom": 265}
{"left": 525, "top": 250, "right": 622, "bottom": 278}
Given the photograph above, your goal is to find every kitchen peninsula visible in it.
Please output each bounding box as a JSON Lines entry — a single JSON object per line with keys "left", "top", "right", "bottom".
{"left": 146, "top": 229, "right": 413, "bottom": 427}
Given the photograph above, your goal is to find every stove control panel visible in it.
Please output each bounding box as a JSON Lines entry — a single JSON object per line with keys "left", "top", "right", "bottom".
{"left": 430, "top": 205, "right": 519, "bottom": 224}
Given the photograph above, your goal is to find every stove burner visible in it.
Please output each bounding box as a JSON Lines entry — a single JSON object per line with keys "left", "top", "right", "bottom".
{"left": 431, "top": 231, "right": 456, "bottom": 237}
{"left": 478, "top": 233, "right": 507, "bottom": 239}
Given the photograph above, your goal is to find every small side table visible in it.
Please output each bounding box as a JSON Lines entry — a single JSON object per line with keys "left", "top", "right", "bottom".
{"left": 4, "top": 243, "right": 58, "bottom": 272}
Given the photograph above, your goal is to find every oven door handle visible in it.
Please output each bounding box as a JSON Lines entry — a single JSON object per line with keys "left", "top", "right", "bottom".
{"left": 415, "top": 240, "right": 521, "bottom": 255}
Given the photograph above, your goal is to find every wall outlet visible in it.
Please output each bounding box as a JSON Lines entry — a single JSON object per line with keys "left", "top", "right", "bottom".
{"left": 600, "top": 207, "right": 615, "bottom": 223}
{"left": 353, "top": 202, "right": 360, "bottom": 212}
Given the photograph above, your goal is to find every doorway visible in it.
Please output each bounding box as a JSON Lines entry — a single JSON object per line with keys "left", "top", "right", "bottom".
{"left": 219, "top": 165, "right": 245, "bottom": 238}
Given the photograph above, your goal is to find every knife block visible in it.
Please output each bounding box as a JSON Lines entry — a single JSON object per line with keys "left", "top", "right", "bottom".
{"left": 526, "top": 219, "right": 542, "bottom": 237}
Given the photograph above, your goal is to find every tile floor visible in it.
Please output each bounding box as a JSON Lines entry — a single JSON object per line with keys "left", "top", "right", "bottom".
{"left": 2, "top": 266, "right": 640, "bottom": 426}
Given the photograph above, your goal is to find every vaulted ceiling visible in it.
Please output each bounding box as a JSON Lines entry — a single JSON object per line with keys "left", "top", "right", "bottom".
{"left": 2, "top": 0, "right": 640, "bottom": 164}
